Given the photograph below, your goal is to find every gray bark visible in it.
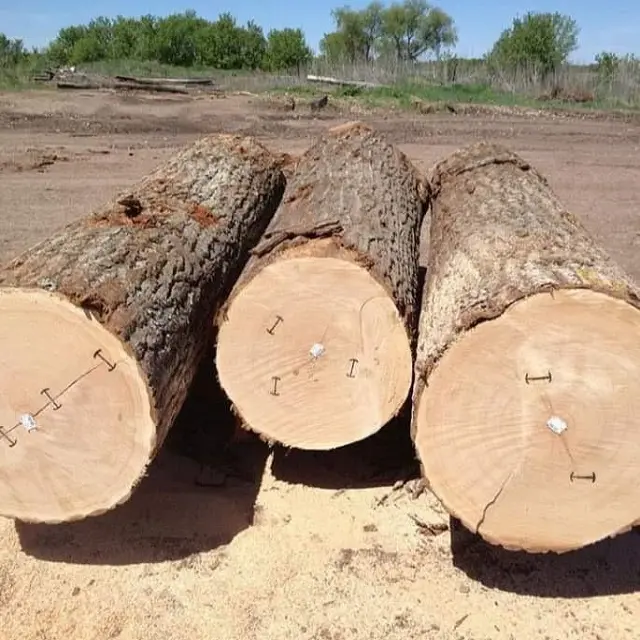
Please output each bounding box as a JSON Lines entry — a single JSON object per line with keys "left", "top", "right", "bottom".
{"left": 222, "top": 122, "right": 430, "bottom": 340}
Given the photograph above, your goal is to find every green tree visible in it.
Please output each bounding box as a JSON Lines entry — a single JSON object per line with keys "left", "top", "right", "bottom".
{"left": 321, "top": 1, "right": 454, "bottom": 64}
{"left": 323, "top": 7, "right": 367, "bottom": 63}
{"left": 110, "top": 16, "right": 145, "bottom": 60}
{"left": 241, "top": 20, "right": 268, "bottom": 70}
{"left": 46, "top": 25, "right": 89, "bottom": 64}
{"left": 195, "top": 13, "right": 244, "bottom": 68}
{"left": 322, "top": 3, "right": 382, "bottom": 63}
{"left": 0, "top": 34, "right": 29, "bottom": 67}
{"left": 153, "top": 11, "right": 207, "bottom": 66}
{"left": 62, "top": 17, "right": 116, "bottom": 63}
{"left": 68, "top": 36, "right": 106, "bottom": 64}
{"left": 319, "top": 31, "right": 352, "bottom": 63}
{"left": 488, "top": 11, "right": 579, "bottom": 77}
{"left": 422, "top": 7, "right": 456, "bottom": 59}
{"left": 130, "top": 15, "right": 160, "bottom": 60}
{"left": 594, "top": 51, "right": 619, "bottom": 83}
{"left": 381, "top": 0, "right": 457, "bottom": 62}
{"left": 38, "top": 7, "right": 459, "bottom": 71}
{"left": 47, "top": 14, "right": 157, "bottom": 65}
{"left": 264, "top": 28, "right": 312, "bottom": 73}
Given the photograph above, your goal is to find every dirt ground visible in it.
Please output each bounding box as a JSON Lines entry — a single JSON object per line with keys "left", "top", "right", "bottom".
{"left": 0, "top": 88, "right": 639, "bottom": 640}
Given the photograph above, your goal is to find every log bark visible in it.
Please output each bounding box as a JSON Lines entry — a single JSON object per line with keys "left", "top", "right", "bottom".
{"left": 113, "top": 75, "right": 216, "bottom": 86}
{"left": 0, "top": 134, "right": 286, "bottom": 523}
{"left": 56, "top": 80, "right": 190, "bottom": 94}
{"left": 112, "top": 82, "right": 190, "bottom": 94}
{"left": 412, "top": 141, "right": 640, "bottom": 553}
{"left": 216, "top": 122, "right": 429, "bottom": 450}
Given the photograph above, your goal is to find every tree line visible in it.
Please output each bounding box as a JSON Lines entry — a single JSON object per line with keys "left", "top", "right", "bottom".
{"left": 0, "top": 3, "right": 636, "bottom": 79}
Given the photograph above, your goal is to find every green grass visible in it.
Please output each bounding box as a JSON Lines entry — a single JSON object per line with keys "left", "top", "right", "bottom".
{"left": 0, "top": 58, "right": 247, "bottom": 90}
{"left": 276, "top": 79, "right": 640, "bottom": 113}
{"left": 270, "top": 80, "right": 513, "bottom": 104}
{"left": 0, "top": 64, "right": 41, "bottom": 90}
{"left": 345, "top": 82, "right": 532, "bottom": 107}
{"left": 0, "top": 58, "right": 295, "bottom": 91}
{"left": 72, "top": 59, "right": 221, "bottom": 78}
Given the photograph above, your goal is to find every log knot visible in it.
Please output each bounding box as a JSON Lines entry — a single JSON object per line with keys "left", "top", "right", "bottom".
{"left": 117, "top": 195, "right": 143, "bottom": 219}
{"left": 38, "top": 277, "right": 57, "bottom": 292}
{"left": 189, "top": 203, "right": 219, "bottom": 227}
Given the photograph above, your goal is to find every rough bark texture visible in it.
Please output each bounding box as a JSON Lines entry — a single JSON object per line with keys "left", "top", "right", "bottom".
{"left": 220, "top": 122, "right": 430, "bottom": 339}
{"left": 0, "top": 133, "right": 286, "bottom": 452}
{"left": 412, "top": 141, "right": 640, "bottom": 417}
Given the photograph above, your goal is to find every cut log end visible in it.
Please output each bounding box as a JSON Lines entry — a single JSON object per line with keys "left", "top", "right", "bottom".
{"left": 414, "top": 288, "right": 640, "bottom": 553}
{"left": 0, "top": 288, "right": 154, "bottom": 523}
{"left": 216, "top": 253, "right": 413, "bottom": 450}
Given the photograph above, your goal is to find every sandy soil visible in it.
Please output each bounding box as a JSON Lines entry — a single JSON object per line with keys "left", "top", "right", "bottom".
{"left": 0, "top": 88, "right": 639, "bottom": 640}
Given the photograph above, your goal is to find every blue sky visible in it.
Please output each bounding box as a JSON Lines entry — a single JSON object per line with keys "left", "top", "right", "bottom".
{"left": 1, "top": 1, "right": 639, "bottom": 63}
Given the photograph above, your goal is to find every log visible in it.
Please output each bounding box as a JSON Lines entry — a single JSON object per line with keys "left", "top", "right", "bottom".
{"left": 0, "top": 134, "right": 286, "bottom": 523}
{"left": 56, "top": 80, "right": 189, "bottom": 94}
{"left": 306, "top": 74, "right": 388, "bottom": 89}
{"left": 112, "top": 81, "right": 189, "bottom": 94}
{"left": 113, "top": 75, "right": 216, "bottom": 86}
{"left": 56, "top": 81, "right": 104, "bottom": 91}
{"left": 215, "top": 122, "right": 429, "bottom": 449}
{"left": 412, "top": 141, "right": 640, "bottom": 553}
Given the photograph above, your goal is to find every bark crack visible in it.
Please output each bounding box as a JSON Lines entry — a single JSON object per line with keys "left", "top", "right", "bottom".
{"left": 474, "top": 469, "right": 516, "bottom": 535}
{"left": 250, "top": 219, "right": 343, "bottom": 257}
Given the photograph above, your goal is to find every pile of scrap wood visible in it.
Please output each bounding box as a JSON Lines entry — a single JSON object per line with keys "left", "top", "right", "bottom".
{"left": 1, "top": 122, "right": 639, "bottom": 558}
{"left": 33, "top": 67, "right": 220, "bottom": 94}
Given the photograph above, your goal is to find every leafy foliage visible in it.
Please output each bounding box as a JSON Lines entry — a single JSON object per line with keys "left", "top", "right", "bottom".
{"left": 487, "top": 12, "right": 579, "bottom": 78}
{"left": 42, "top": 11, "right": 312, "bottom": 71}
{"left": 264, "top": 28, "right": 312, "bottom": 72}
{"left": 319, "top": 0, "right": 457, "bottom": 64}
{"left": 594, "top": 51, "right": 621, "bottom": 83}
{"left": 0, "top": 34, "right": 29, "bottom": 67}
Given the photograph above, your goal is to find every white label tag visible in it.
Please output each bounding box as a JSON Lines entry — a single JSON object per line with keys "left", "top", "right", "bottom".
{"left": 309, "top": 343, "right": 325, "bottom": 359}
{"left": 20, "top": 414, "right": 37, "bottom": 432}
{"left": 546, "top": 416, "right": 567, "bottom": 435}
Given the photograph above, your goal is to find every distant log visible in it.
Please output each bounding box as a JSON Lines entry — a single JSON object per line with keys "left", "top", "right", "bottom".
{"left": 56, "top": 81, "right": 104, "bottom": 91}
{"left": 112, "top": 81, "right": 189, "bottom": 94}
{"left": 0, "top": 134, "right": 286, "bottom": 524}
{"left": 32, "top": 70, "right": 55, "bottom": 82}
{"left": 56, "top": 80, "right": 189, "bottom": 94}
{"left": 412, "top": 141, "right": 640, "bottom": 553}
{"left": 216, "top": 122, "right": 429, "bottom": 449}
{"left": 113, "top": 75, "right": 216, "bottom": 86}
{"left": 306, "top": 74, "right": 387, "bottom": 89}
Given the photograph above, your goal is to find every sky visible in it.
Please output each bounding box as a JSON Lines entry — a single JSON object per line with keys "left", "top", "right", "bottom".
{"left": 1, "top": 1, "right": 639, "bottom": 63}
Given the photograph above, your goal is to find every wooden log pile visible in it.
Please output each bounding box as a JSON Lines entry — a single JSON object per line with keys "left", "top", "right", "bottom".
{"left": 1, "top": 123, "right": 638, "bottom": 557}
{"left": 33, "top": 68, "right": 220, "bottom": 95}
